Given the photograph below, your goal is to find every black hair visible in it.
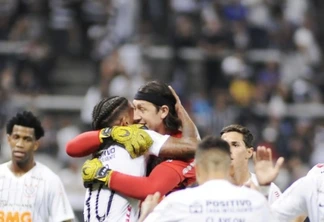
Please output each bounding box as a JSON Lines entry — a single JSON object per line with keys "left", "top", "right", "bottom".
{"left": 136, "top": 80, "right": 181, "bottom": 132}
{"left": 92, "top": 96, "right": 129, "bottom": 130}
{"left": 6, "top": 111, "right": 44, "bottom": 140}
{"left": 220, "top": 124, "right": 254, "bottom": 148}
{"left": 197, "top": 136, "right": 231, "bottom": 156}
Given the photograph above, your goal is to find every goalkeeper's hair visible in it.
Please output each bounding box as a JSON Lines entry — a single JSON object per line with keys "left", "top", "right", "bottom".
{"left": 92, "top": 96, "right": 129, "bottom": 130}
{"left": 6, "top": 111, "right": 45, "bottom": 140}
{"left": 137, "top": 80, "right": 181, "bottom": 132}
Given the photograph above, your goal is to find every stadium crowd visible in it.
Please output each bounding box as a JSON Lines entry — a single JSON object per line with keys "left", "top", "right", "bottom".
{"left": 0, "top": 0, "right": 324, "bottom": 219}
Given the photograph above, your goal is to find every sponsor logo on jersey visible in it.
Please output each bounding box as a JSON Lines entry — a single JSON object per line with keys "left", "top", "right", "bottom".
{"left": 206, "top": 200, "right": 252, "bottom": 213}
{"left": 100, "top": 147, "right": 116, "bottom": 162}
{"left": 0, "top": 211, "right": 31, "bottom": 222}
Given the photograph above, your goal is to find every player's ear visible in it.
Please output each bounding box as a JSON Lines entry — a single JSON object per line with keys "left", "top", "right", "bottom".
{"left": 245, "top": 147, "right": 253, "bottom": 159}
{"left": 33, "top": 140, "right": 40, "bottom": 152}
{"left": 119, "top": 116, "right": 128, "bottom": 126}
{"left": 159, "top": 105, "right": 169, "bottom": 119}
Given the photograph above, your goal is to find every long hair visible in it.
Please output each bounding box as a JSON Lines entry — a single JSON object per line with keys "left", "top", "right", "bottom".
{"left": 137, "top": 80, "right": 181, "bottom": 132}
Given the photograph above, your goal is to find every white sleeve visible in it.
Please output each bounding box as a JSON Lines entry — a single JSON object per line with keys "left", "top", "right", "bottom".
{"left": 49, "top": 175, "right": 75, "bottom": 222}
{"left": 271, "top": 176, "right": 311, "bottom": 220}
{"left": 145, "top": 130, "right": 170, "bottom": 157}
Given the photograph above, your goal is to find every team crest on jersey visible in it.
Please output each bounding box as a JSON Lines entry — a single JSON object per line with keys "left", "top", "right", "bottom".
{"left": 0, "top": 200, "right": 7, "bottom": 208}
{"left": 24, "top": 178, "right": 39, "bottom": 197}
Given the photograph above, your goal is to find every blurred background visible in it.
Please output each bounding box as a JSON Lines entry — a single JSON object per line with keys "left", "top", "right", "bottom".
{"left": 0, "top": 0, "right": 324, "bottom": 219}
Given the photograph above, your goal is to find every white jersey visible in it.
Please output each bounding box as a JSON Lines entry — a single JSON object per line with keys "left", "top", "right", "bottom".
{"left": 84, "top": 130, "right": 169, "bottom": 222}
{"left": 250, "top": 173, "right": 281, "bottom": 204}
{"left": 307, "top": 163, "right": 324, "bottom": 176}
{"left": 0, "top": 161, "right": 74, "bottom": 222}
{"left": 144, "top": 179, "right": 274, "bottom": 222}
{"left": 271, "top": 173, "right": 324, "bottom": 221}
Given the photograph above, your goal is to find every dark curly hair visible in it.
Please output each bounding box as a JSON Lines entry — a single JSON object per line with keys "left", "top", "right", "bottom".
{"left": 6, "top": 111, "right": 44, "bottom": 140}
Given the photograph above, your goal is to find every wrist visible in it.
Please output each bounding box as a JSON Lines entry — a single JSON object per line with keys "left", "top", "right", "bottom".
{"left": 99, "top": 127, "right": 112, "bottom": 143}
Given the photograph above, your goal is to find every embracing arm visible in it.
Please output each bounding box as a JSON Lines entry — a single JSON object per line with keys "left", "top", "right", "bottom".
{"left": 158, "top": 137, "right": 198, "bottom": 159}
{"left": 155, "top": 86, "right": 200, "bottom": 159}
{"left": 66, "top": 131, "right": 101, "bottom": 157}
{"left": 109, "top": 162, "right": 183, "bottom": 200}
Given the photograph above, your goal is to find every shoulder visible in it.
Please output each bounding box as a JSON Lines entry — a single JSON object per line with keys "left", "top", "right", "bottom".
{"left": 145, "top": 129, "right": 170, "bottom": 140}
{"left": 241, "top": 186, "right": 268, "bottom": 204}
{"left": 307, "top": 163, "right": 324, "bottom": 176}
{"left": 161, "top": 159, "right": 195, "bottom": 175}
{"left": 165, "top": 186, "right": 197, "bottom": 202}
{"left": 34, "top": 162, "right": 62, "bottom": 182}
{"left": 0, "top": 161, "right": 10, "bottom": 168}
{"left": 161, "top": 159, "right": 195, "bottom": 167}
{"left": 0, "top": 162, "right": 10, "bottom": 173}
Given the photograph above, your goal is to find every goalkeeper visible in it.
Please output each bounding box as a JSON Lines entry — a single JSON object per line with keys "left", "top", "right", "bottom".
{"left": 66, "top": 94, "right": 199, "bottom": 222}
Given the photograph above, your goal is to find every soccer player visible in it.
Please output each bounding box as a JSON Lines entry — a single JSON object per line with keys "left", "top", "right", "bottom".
{"left": 67, "top": 81, "right": 197, "bottom": 200}
{"left": 220, "top": 124, "right": 282, "bottom": 204}
{"left": 138, "top": 136, "right": 274, "bottom": 222}
{"left": 0, "top": 111, "right": 74, "bottom": 222}
{"left": 252, "top": 147, "right": 324, "bottom": 221}
{"left": 77, "top": 94, "right": 199, "bottom": 222}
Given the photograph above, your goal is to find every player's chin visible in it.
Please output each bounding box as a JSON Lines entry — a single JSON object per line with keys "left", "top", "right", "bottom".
{"left": 12, "top": 152, "right": 28, "bottom": 163}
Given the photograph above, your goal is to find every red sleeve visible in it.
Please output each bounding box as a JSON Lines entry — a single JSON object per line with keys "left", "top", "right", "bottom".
{"left": 66, "top": 131, "right": 101, "bottom": 157}
{"left": 109, "top": 162, "right": 183, "bottom": 200}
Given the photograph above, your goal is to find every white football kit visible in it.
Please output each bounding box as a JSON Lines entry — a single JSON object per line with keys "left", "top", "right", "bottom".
{"left": 144, "top": 179, "right": 274, "bottom": 222}
{"left": 0, "top": 161, "right": 74, "bottom": 222}
{"left": 83, "top": 130, "right": 170, "bottom": 222}
{"left": 271, "top": 164, "right": 324, "bottom": 221}
{"left": 271, "top": 173, "right": 324, "bottom": 221}
{"left": 250, "top": 173, "right": 281, "bottom": 204}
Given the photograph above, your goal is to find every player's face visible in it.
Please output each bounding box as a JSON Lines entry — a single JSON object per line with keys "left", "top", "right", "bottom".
{"left": 133, "top": 100, "right": 168, "bottom": 133}
{"left": 221, "top": 131, "right": 253, "bottom": 169}
{"left": 7, "top": 125, "right": 39, "bottom": 165}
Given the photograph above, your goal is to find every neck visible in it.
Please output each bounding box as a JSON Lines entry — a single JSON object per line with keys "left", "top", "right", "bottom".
{"left": 10, "top": 159, "right": 35, "bottom": 176}
{"left": 198, "top": 171, "right": 230, "bottom": 185}
{"left": 156, "top": 125, "right": 173, "bottom": 136}
{"left": 232, "top": 165, "right": 251, "bottom": 186}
